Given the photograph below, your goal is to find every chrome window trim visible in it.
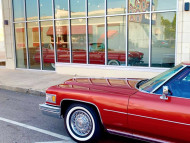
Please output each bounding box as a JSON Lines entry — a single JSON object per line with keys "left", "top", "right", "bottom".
{"left": 60, "top": 98, "right": 103, "bottom": 124}
{"left": 151, "top": 65, "right": 187, "bottom": 93}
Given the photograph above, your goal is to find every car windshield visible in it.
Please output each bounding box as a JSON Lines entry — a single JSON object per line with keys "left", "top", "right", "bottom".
{"left": 139, "top": 64, "right": 184, "bottom": 93}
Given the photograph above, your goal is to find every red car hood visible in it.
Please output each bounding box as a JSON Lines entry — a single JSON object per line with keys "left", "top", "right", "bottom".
{"left": 58, "top": 78, "right": 142, "bottom": 95}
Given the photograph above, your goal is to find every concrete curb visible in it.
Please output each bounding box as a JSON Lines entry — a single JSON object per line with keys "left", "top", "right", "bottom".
{"left": 0, "top": 85, "right": 46, "bottom": 96}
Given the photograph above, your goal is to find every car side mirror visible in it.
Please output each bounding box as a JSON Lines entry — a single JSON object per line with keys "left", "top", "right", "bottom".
{"left": 160, "top": 86, "right": 169, "bottom": 100}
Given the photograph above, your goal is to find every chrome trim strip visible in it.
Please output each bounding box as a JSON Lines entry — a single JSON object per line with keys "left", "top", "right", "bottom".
{"left": 128, "top": 113, "right": 190, "bottom": 126}
{"left": 107, "top": 129, "right": 168, "bottom": 143}
{"left": 103, "top": 109, "right": 127, "bottom": 115}
{"left": 103, "top": 108, "right": 190, "bottom": 126}
{"left": 61, "top": 99, "right": 103, "bottom": 124}
{"left": 151, "top": 65, "right": 186, "bottom": 93}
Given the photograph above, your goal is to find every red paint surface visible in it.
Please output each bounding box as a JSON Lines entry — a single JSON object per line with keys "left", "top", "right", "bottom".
{"left": 44, "top": 64, "right": 190, "bottom": 142}
{"left": 34, "top": 48, "right": 143, "bottom": 65}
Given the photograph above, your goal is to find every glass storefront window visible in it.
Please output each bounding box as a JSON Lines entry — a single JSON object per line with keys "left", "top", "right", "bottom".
{"left": 107, "top": 16, "right": 126, "bottom": 66}
{"left": 55, "top": 0, "right": 68, "bottom": 19}
{"left": 128, "top": 14, "right": 149, "bottom": 67}
{"left": 152, "top": 0, "right": 177, "bottom": 11}
{"left": 55, "top": 20, "right": 70, "bottom": 63}
{"left": 15, "top": 23, "right": 27, "bottom": 68}
{"left": 13, "top": 0, "right": 177, "bottom": 70}
{"left": 151, "top": 12, "right": 176, "bottom": 68}
{"left": 88, "top": 17, "right": 105, "bottom": 65}
{"left": 70, "top": 0, "right": 86, "bottom": 18}
{"left": 88, "top": 0, "right": 104, "bottom": 16}
{"left": 39, "top": 0, "right": 53, "bottom": 20}
{"left": 41, "top": 21, "right": 55, "bottom": 70}
{"left": 13, "top": 0, "right": 25, "bottom": 22}
{"left": 107, "top": 0, "right": 126, "bottom": 15}
{"left": 27, "top": 22, "right": 40, "bottom": 69}
{"left": 129, "top": 0, "right": 150, "bottom": 13}
{"left": 26, "top": 0, "right": 38, "bottom": 21}
{"left": 71, "top": 19, "right": 86, "bottom": 64}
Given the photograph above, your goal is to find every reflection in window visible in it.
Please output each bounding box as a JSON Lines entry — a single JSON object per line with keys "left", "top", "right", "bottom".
{"left": 107, "top": 16, "right": 126, "bottom": 66}
{"left": 40, "top": 0, "right": 53, "bottom": 20}
{"left": 70, "top": 0, "right": 86, "bottom": 18}
{"left": 88, "top": 0, "right": 104, "bottom": 16}
{"left": 128, "top": 14, "right": 149, "bottom": 67}
{"left": 55, "top": 0, "right": 68, "bottom": 19}
{"left": 27, "top": 22, "right": 40, "bottom": 69}
{"left": 152, "top": 12, "right": 176, "bottom": 68}
{"left": 13, "top": 0, "right": 25, "bottom": 22}
{"left": 152, "top": 0, "right": 177, "bottom": 11}
{"left": 107, "top": 0, "right": 126, "bottom": 15}
{"left": 26, "top": 0, "right": 38, "bottom": 21}
{"left": 55, "top": 20, "right": 70, "bottom": 63}
{"left": 129, "top": 0, "right": 150, "bottom": 13}
{"left": 15, "top": 23, "right": 27, "bottom": 68}
{"left": 89, "top": 18, "right": 105, "bottom": 65}
{"left": 71, "top": 19, "right": 86, "bottom": 64}
{"left": 41, "top": 21, "right": 55, "bottom": 70}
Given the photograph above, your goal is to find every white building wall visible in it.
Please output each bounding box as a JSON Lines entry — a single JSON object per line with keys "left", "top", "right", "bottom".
{"left": 1, "top": 0, "right": 190, "bottom": 78}
{"left": 177, "top": 0, "right": 190, "bottom": 64}
{"left": 2, "top": 0, "right": 15, "bottom": 69}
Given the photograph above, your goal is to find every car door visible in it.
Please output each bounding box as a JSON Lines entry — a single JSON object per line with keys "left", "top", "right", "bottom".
{"left": 128, "top": 67, "right": 190, "bottom": 142}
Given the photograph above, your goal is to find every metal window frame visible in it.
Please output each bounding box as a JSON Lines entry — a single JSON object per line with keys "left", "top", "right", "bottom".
{"left": 86, "top": 0, "right": 89, "bottom": 64}
{"left": 12, "top": 0, "right": 178, "bottom": 71}
{"left": 37, "top": 0, "right": 43, "bottom": 70}
{"left": 105, "top": 0, "right": 108, "bottom": 65}
{"left": 149, "top": 0, "right": 153, "bottom": 67}
{"left": 52, "top": 0, "right": 57, "bottom": 64}
{"left": 24, "top": 0, "right": 29, "bottom": 69}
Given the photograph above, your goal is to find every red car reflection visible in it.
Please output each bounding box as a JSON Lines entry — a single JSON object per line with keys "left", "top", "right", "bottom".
{"left": 34, "top": 43, "right": 144, "bottom": 67}
{"left": 39, "top": 63, "right": 190, "bottom": 142}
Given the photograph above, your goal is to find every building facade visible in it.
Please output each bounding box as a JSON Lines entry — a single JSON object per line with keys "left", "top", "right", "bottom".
{"left": 1, "top": 0, "right": 190, "bottom": 78}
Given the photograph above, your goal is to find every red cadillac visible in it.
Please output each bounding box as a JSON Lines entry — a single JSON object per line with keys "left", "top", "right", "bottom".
{"left": 34, "top": 43, "right": 144, "bottom": 67}
{"left": 39, "top": 63, "right": 190, "bottom": 142}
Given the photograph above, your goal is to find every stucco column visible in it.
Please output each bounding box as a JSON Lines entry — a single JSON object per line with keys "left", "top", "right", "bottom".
{"left": 2, "top": 0, "right": 16, "bottom": 69}
{"left": 177, "top": 0, "right": 190, "bottom": 64}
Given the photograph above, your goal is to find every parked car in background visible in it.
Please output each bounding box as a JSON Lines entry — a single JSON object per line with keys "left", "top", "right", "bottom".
{"left": 153, "top": 40, "right": 169, "bottom": 48}
{"left": 40, "top": 63, "right": 190, "bottom": 142}
{"left": 34, "top": 43, "right": 144, "bottom": 67}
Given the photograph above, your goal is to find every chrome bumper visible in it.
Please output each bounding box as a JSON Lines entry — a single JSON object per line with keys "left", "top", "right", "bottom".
{"left": 39, "top": 104, "right": 61, "bottom": 118}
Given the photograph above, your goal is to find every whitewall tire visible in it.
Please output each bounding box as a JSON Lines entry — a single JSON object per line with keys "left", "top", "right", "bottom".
{"left": 64, "top": 104, "right": 101, "bottom": 142}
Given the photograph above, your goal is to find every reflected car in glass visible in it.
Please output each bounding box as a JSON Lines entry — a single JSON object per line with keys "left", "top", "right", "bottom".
{"left": 39, "top": 63, "right": 190, "bottom": 142}
{"left": 34, "top": 43, "right": 144, "bottom": 67}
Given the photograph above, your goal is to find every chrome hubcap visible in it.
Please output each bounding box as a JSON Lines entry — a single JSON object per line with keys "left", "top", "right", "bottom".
{"left": 70, "top": 110, "right": 92, "bottom": 137}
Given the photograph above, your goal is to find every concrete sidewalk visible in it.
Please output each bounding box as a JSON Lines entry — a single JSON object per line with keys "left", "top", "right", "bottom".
{"left": 0, "top": 68, "right": 73, "bottom": 96}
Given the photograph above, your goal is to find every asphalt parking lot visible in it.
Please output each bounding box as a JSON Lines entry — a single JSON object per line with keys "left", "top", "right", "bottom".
{"left": 0, "top": 89, "right": 142, "bottom": 143}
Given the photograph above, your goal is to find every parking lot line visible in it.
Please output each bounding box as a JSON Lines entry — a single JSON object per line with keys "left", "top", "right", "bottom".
{"left": 0, "top": 117, "right": 71, "bottom": 141}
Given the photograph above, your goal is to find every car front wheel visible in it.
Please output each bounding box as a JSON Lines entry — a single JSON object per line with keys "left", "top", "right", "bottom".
{"left": 64, "top": 103, "right": 101, "bottom": 142}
